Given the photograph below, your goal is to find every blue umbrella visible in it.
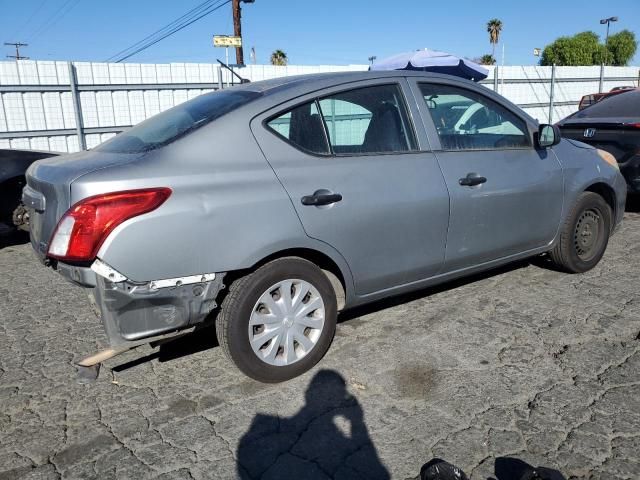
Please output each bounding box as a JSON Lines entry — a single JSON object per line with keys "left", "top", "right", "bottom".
{"left": 370, "top": 48, "right": 489, "bottom": 82}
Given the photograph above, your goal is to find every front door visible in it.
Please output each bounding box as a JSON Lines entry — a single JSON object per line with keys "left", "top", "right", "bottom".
{"left": 252, "top": 80, "right": 450, "bottom": 296}
{"left": 410, "top": 80, "right": 564, "bottom": 272}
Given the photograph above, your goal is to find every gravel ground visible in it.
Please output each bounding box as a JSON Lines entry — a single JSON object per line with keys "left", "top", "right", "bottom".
{"left": 0, "top": 203, "right": 639, "bottom": 480}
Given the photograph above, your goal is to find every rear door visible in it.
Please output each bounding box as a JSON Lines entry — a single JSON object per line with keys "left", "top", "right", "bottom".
{"left": 252, "top": 79, "right": 450, "bottom": 296}
{"left": 408, "top": 78, "right": 564, "bottom": 272}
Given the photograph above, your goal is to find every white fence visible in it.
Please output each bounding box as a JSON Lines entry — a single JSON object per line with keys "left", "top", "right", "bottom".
{"left": 0, "top": 60, "right": 638, "bottom": 153}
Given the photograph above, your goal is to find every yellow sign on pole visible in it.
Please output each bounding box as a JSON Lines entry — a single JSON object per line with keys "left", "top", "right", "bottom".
{"left": 213, "top": 35, "right": 242, "bottom": 47}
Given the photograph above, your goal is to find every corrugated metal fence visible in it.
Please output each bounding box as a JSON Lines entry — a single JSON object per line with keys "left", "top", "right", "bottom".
{"left": 0, "top": 60, "right": 638, "bottom": 153}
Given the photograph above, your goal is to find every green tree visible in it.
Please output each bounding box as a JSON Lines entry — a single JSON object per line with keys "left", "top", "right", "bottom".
{"left": 541, "top": 30, "right": 637, "bottom": 66}
{"left": 479, "top": 54, "right": 496, "bottom": 65}
{"left": 541, "top": 31, "right": 599, "bottom": 65}
{"left": 270, "top": 50, "right": 288, "bottom": 66}
{"left": 607, "top": 30, "right": 637, "bottom": 66}
{"left": 487, "top": 19, "right": 503, "bottom": 60}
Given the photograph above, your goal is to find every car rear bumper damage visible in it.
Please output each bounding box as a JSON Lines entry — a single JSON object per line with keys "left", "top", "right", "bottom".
{"left": 53, "top": 258, "right": 226, "bottom": 364}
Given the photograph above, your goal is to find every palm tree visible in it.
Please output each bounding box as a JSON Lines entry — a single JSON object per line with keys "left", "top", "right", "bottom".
{"left": 270, "top": 50, "right": 288, "bottom": 66}
{"left": 487, "top": 19, "right": 503, "bottom": 61}
{"left": 479, "top": 54, "right": 496, "bottom": 65}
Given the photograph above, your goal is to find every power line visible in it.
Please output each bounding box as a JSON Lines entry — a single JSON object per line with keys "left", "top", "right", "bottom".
{"left": 109, "top": 0, "right": 231, "bottom": 63}
{"left": 10, "top": 0, "right": 50, "bottom": 40}
{"left": 114, "top": 0, "right": 231, "bottom": 63}
{"left": 26, "top": 0, "right": 82, "bottom": 41}
{"left": 105, "top": 0, "right": 224, "bottom": 62}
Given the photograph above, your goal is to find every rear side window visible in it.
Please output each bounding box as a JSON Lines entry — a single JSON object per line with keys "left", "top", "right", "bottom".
{"left": 318, "top": 84, "right": 417, "bottom": 154}
{"left": 266, "top": 83, "right": 417, "bottom": 156}
{"left": 267, "top": 101, "right": 330, "bottom": 154}
{"left": 97, "top": 90, "right": 261, "bottom": 153}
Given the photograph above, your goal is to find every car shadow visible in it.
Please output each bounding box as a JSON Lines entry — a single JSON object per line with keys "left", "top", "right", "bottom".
{"left": 0, "top": 225, "right": 29, "bottom": 249}
{"left": 625, "top": 194, "right": 640, "bottom": 213}
{"left": 236, "top": 369, "right": 390, "bottom": 479}
{"left": 111, "top": 325, "right": 219, "bottom": 372}
{"left": 111, "top": 259, "right": 534, "bottom": 373}
{"left": 339, "top": 259, "right": 531, "bottom": 323}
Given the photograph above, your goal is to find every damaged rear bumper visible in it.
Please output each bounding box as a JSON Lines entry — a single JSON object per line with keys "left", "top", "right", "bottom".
{"left": 55, "top": 259, "right": 225, "bottom": 347}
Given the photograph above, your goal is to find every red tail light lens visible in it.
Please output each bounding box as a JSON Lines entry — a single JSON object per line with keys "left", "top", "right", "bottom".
{"left": 48, "top": 188, "right": 171, "bottom": 262}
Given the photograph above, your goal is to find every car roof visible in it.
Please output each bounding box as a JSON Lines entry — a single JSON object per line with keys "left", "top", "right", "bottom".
{"left": 236, "top": 70, "right": 477, "bottom": 96}
{"left": 217, "top": 70, "right": 537, "bottom": 127}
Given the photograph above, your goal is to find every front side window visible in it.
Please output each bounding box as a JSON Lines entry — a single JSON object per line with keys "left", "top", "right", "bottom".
{"left": 267, "top": 101, "right": 330, "bottom": 155}
{"left": 318, "top": 84, "right": 417, "bottom": 154}
{"left": 419, "top": 83, "right": 531, "bottom": 150}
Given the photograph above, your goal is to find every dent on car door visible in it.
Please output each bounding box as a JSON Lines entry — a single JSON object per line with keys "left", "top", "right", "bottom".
{"left": 251, "top": 80, "right": 450, "bottom": 296}
{"left": 409, "top": 80, "right": 564, "bottom": 271}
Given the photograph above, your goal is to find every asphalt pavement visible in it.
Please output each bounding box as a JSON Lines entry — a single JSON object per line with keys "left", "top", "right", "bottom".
{"left": 1, "top": 203, "right": 639, "bottom": 480}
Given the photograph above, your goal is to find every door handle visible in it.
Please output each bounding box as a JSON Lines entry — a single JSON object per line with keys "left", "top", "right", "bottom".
{"left": 301, "top": 192, "right": 343, "bottom": 206}
{"left": 459, "top": 173, "right": 487, "bottom": 187}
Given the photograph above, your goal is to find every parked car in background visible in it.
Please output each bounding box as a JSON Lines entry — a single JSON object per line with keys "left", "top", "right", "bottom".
{"left": 558, "top": 89, "right": 640, "bottom": 194}
{"left": 578, "top": 86, "right": 636, "bottom": 110}
{"left": 0, "top": 149, "right": 59, "bottom": 232}
{"left": 24, "top": 71, "right": 626, "bottom": 382}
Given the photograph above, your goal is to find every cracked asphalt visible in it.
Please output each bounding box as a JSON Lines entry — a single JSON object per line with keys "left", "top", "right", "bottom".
{"left": 1, "top": 204, "right": 639, "bottom": 480}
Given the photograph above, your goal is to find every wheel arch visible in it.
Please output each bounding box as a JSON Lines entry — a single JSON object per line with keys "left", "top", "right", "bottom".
{"left": 584, "top": 182, "right": 616, "bottom": 230}
{"left": 0, "top": 174, "right": 26, "bottom": 220}
{"left": 233, "top": 247, "right": 351, "bottom": 311}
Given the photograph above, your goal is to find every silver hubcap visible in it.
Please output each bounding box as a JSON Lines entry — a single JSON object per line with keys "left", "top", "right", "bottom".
{"left": 249, "top": 279, "right": 325, "bottom": 366}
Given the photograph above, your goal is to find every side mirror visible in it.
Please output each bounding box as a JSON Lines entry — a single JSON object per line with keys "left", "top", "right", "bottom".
{"left": 537, "top": 124, "right": 561, "bottom": 148}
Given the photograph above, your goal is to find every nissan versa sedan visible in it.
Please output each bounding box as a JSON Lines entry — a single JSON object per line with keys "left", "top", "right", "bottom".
{"left": 24, "top": 71, "right": 626, "bottom": 382}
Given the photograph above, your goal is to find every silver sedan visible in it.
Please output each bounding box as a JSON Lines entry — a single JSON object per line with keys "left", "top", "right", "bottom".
{"left": 24, "top": 71, "right": 626, "bottom": 382}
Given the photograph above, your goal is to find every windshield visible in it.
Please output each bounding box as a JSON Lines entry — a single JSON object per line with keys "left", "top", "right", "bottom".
{"left": 96, "top": 89, "right": 262, "bottom": 153}
{"left": 571, "top": 90, "right": 639, "bottom": 119}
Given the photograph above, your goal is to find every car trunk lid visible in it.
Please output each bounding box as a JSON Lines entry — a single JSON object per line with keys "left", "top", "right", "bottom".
{"left": 559, "top": 117, "right": 640, "bottom": 164}
{"left": 24, "top": 150, "right": 146, "bottom": 260}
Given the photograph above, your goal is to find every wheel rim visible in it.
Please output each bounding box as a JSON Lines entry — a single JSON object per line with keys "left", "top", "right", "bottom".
{"left": 248, "top": 279, "right": 325, "bottom": 366}
{"left": 574, "top": 208, "right": 603, "bottom": 261}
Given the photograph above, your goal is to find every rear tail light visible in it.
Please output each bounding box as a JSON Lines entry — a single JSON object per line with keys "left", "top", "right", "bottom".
{"left": 625, "top": 122, "right": 640, "bottom": 129}
{"left": 48, "top": 188, "right": 171, "bottom": 262}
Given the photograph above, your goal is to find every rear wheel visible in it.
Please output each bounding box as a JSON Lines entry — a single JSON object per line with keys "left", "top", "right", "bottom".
{"left": 549, "top": 192, "right": 612, "bottom": 273}
{"left": 215, "top": 257, "right": 337, "bottom": 383}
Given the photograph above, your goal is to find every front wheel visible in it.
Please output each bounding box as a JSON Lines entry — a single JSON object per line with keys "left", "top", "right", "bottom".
{"left": 549, "top": 192, "right": 612, "bottom": 273}
{"left": 215, "top": 257, "right": 337, "bottom": 383}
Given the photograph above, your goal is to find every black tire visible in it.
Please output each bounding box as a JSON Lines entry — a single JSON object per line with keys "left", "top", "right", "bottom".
{"left": 215, "top": 257, "right": 337, "bottom": 383}
{"left": 549, "top": 192, "right": 612, "bottom": 273}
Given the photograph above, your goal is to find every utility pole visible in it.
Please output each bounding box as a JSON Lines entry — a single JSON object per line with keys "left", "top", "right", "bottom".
{"left": 4, "top": 42, "right": 29, "bottom": 60}
{"left": 232, "top": 0, "right": 254, "bottom": 66}
{"left": 232, "top": 0, "right": 244, "bottom": 66}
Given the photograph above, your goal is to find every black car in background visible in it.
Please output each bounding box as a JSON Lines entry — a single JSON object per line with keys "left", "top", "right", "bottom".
{"left": 0, "top": 149, "right": 59, "bottom": 232}
{"left": 558, "top": 89, "right": 640, "bottom": 194}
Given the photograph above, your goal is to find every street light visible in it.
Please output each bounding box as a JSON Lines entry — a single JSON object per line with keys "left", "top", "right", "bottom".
{"left": 600, "top": 16, "right": 618, "bottom": 47}
{"left": 600, "top": 16, "right": 618, "bottom": 66}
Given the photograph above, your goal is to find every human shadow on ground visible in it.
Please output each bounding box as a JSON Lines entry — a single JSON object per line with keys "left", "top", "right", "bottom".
{"left": 236, "top": 369, "right": 390, "bottom": 479}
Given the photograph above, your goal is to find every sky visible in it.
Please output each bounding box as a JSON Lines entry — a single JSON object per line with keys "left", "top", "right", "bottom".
{"left": 1, "top": 0, "right": 639, "bottom": 66}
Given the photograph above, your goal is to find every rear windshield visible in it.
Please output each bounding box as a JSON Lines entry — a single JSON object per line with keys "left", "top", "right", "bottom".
{"left": 96, "top": 89, "right": 261, "bottom": 153}
{"left": 571, "top": 90, "right": 639, "bottom": 119}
